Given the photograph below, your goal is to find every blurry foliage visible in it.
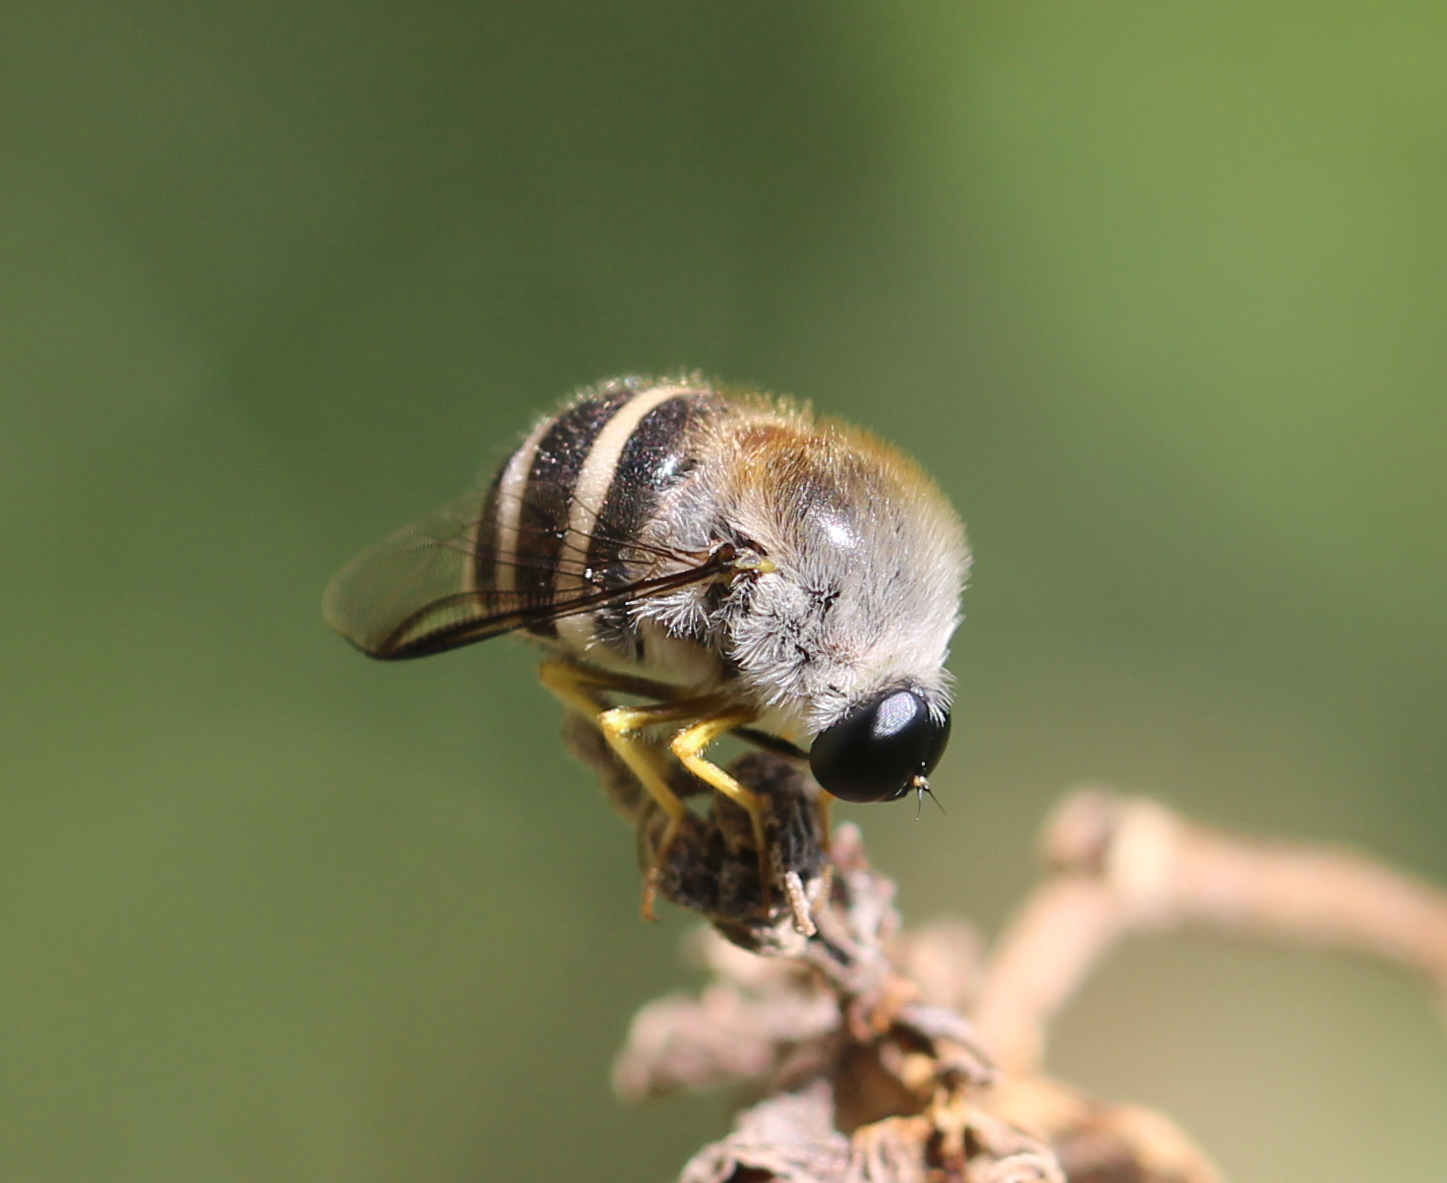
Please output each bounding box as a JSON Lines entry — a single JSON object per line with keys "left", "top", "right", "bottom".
{"left": 1, "top": 2, "right": 1445, "bottom": 1181}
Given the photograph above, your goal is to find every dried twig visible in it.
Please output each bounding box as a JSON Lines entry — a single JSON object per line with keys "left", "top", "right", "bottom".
{"left": 618, "top": 816, "right": 1062, "bottom": 1183}
{"left": 564, "top": 708, "right": 1447, "bottom": 1182}
{"left": 568, "top": 709, "right": 1061, "bottom": 1181}
{"left": 974, "top": 787, "right": 1447, "bottom": 1078}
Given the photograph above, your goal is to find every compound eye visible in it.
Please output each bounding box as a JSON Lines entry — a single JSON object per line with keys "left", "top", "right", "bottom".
{"left": 809, "top": 689, "right": 951, "bottom": 804}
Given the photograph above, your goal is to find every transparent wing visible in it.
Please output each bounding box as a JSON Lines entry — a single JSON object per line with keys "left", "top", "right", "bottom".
{"left": 323, "top": 484, "right": 726, "bottom": 660}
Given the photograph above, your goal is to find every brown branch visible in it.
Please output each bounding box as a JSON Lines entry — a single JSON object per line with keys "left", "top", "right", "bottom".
{"left": 974, "top": 787, "right": 1447, "bottom": 1079}
{"left": 575, "top": 708, "right": 1225, "bottom": 1182}
{"left": 565, "top": 701, "right": 1447, "bottom": 1180}
{"left": 573, "top": 703, "right": 1064, "bottom": 1182}
{"left": 971, "top": 879, "right": 1126, "bottom": 1083}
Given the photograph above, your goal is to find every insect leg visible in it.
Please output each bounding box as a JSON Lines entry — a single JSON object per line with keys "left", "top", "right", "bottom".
{"left": 815, "top": 793, "right": 834, "bottom": 856}
{"left": 731, "top": 723, "right": 831, "bottom": 861}
{"left": 537, "top": 661, "right": 718, "bottom": 919}
{"left": 539, "top": 661, "right": 689, "bottom": 704}
{"left": 734, "top": 727, "right": 809, "bottom": 762}
{"left": 599, "top": 697, "right": 744, "bottom": 919}
{"left": 668, "top": 707, "right": 777, "bottom": 908}
{"left": 538, "top": 659, "right": 616, "bottom": 719}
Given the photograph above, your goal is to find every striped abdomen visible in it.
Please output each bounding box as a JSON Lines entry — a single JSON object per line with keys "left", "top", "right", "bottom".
{"left": 473, "top": 380, "right": 724, "bottom": 658}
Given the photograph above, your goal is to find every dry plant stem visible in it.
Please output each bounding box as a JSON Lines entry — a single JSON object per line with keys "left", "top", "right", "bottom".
{"left": 577, "top": 695, "right": 1447, "bottom": 1176}
{"left": 972, "top": 880, "right": 1126, "bottom": 1081}
{"left": 617, "top": 815, "right": 1071, "bottom": 1183}
{"left": 633, "top": 807, "right": 1222, "bottom": 1183}
{"left": 593, "top": 728, "right": 1230, "bottom": 1181}
{"left": 975, "top": 787, "right": 1447, "bottom": 1077}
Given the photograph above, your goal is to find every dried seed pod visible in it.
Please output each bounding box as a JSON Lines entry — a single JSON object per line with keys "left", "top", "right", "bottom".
{"left": 564, "top": 712, "right": 829, "bottom": 948}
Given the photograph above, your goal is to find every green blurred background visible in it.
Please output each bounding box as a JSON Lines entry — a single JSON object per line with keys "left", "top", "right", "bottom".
{"left": 3, "top": 2, "right": 1446, "bottom": 1179}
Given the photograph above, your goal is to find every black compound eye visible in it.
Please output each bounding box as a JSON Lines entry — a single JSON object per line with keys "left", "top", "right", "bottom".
{"left": 809, "top": 690, "right": 951, "bottom": 804}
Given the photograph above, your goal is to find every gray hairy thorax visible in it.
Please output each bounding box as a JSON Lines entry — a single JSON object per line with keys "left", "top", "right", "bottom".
{"left": 629, "top": 418, "right": 967, "bottom": 740}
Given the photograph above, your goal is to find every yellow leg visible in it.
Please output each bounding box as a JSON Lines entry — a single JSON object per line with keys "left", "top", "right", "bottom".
{"left": 541, "top": 663, "right": 679, "bottom": 814}
{"left": 816, "top": 792, "right": 834, "bottom": 854}
{"left": 538, "top": 661, "right": 722, "bottom": 919}
{"left": 538, "top": 659, "right": 685, "bottom": 705}
{"left": 538, "top": 659, "right": 613, "bottom": 719}
{"left": 669, "top": 707, "right": 775, "bottom": 906}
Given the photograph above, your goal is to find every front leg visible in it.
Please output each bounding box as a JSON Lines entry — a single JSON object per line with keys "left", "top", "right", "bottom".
{"left": 668, "top": 707, "right": 776, "bottom": 909}
{"left": 538, "top": 660, "right": 727, "bottom": 919}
